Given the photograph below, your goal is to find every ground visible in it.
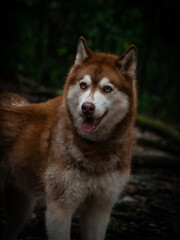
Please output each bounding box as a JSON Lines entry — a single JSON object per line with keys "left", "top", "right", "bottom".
{"left": 0, "top": 77, "right": 180, "bottom": 240}
{"left": 6, "top": 169, "right": 176, "bottom": 240}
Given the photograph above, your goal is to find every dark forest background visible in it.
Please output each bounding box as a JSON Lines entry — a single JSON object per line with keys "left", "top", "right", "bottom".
{"left": 0, "top": 0, "right": 179, "bottom": 124}
{"left": 0, "top": 2, "right": 180, "bottom": 239}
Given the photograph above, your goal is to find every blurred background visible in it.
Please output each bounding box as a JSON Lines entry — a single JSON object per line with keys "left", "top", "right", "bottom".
{"left": 0, "top": 0, "right": 179, "bottom": 124}
{"left": 0, "top": 1, "right": 180, "bottom": 239}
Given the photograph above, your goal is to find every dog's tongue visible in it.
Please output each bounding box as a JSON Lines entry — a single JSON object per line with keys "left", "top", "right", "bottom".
{"left": 82, "top": 118, "right": 96, "bottom": 133}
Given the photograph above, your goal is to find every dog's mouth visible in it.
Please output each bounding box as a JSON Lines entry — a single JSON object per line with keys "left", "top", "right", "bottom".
{"left": 81, "top": 111, "right": 108, "bottom": 133}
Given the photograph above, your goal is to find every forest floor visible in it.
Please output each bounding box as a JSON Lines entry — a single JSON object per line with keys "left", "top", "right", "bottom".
{"left": 0, "top": 77, "right": 180, "bottom": 240}
{"left": 7, "top": 168, "right": 178, "bottom": 240}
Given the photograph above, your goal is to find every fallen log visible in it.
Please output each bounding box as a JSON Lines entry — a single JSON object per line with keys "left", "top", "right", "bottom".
{"left": 138, "top": 138, "right": 180, "bottom": 155}
{"left": 136, "top": 115, "right": 180, "bottom": 146}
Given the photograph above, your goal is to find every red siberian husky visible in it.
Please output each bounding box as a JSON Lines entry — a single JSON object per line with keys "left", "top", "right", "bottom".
{"left": 0, "top": 37, "right": 137, "bottom": 240}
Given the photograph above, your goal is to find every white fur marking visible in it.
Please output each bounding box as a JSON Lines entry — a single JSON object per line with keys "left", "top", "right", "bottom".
{"left": 66, "top": 83, "right": 129, "bottom": 141}
{"left": 100, "top": 77, "right": 114, "bottom": 90}
{"left": 80, "top": 75, "right": 91, "bottom": 86}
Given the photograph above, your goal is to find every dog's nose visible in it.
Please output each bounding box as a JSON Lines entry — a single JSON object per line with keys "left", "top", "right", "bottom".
{"left": 81, "top": 102, "right": 95, "bottom": 114}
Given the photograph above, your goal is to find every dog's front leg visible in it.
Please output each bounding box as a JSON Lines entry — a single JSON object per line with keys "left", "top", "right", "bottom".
{"left": 80, "top": 200, "right": 113, "bottom": 240}
{"left": 46, "top": 199, "right": 73, "bottom": 240}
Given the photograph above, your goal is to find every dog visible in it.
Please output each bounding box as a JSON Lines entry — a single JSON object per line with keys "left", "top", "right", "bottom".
{"left": 0, "top": 37, "right": 137, "bottom": 240}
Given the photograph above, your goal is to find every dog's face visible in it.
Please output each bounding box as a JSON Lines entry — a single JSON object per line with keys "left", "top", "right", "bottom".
{"left": 65, "top": 37, "right": 137, "bottom": 141}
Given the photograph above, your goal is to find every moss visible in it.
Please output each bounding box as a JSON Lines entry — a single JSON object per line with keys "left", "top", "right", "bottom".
{"left": 136, "top": 115, "right": 180, "bottom": 145}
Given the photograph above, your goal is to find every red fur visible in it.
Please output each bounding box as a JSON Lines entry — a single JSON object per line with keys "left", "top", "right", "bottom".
{"left": 0, "top": 37, "right": 137, "bottom": 240}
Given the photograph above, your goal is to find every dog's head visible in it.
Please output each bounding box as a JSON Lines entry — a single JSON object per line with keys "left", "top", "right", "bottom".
{"left": 64, "top": 37, "right": 137, "bottom": 141}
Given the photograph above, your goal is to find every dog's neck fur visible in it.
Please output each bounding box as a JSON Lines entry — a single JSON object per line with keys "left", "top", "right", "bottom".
{"left": 51, "top": 97, "right": 134, "bottom": 175}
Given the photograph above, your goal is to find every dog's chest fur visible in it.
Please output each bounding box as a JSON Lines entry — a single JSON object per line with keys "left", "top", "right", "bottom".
{"left": 45, "top": 113, "right": 132, "bottom": 206}
{"left": 46, "top": 162, "right": 129, "bottom": 207}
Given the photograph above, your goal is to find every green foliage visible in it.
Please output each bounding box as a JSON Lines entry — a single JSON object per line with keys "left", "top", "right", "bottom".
{"left": 108, "top": 218, "right": 119, "bottom": 229}
{"left": 138, "top": 92, "right": 168, "bottom": 118}
{"left": 0, "top": 0, "right": 179, "bottom": 122}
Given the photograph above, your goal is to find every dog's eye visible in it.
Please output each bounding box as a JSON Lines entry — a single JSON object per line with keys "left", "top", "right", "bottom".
{"left": 104, "top": 86, "right": 112, "bottom": 93}
{"left": 80, "top": 82, "right": 87, "bottom": 89}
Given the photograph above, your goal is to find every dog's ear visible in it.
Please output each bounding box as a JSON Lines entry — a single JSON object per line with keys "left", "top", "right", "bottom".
{"left": 118, "top": 45, "right": 137, "bottom": 78}
{"left": 75, "top": 36, "right": 92, "bottom": 65}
